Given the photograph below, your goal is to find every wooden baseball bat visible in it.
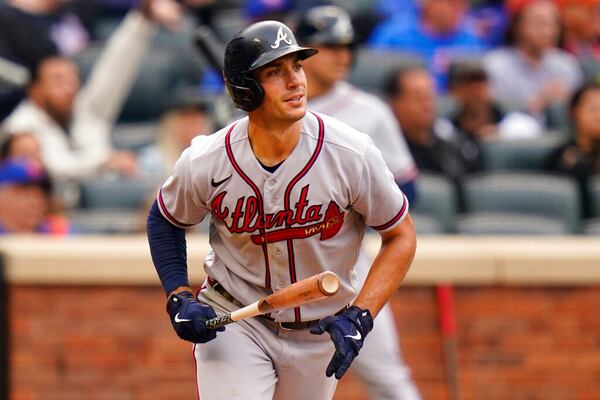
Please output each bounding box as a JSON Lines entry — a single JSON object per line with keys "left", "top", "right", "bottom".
{"left": 205, "top": 271, "right": 340, "bottom": 329}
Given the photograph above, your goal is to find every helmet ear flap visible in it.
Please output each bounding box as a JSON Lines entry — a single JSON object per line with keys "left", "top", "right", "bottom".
{"left": 225, "top": 74, "right": 265, "bottom": 112}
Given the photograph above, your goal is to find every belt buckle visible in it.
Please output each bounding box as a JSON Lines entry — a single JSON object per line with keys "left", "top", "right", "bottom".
{"left": 277, "top": 321, "right": 298, "bottom": 332}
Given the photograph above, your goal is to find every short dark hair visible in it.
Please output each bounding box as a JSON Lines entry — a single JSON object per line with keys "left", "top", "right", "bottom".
{"left": 29, "top": 56, "right": 73, "bottom": 86}
{"left": 448, "top": 60, "right": 488, "bottom": 88}
{"left": 383, "top": 65, "right": 428, "bottom": 98}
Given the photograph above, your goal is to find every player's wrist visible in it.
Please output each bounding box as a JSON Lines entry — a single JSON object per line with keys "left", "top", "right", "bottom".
{"left": 345, "top": 305, "right": 374, "bottom": 336}
{"left": 168, "top": 286, "right": 194, "bottom": 298}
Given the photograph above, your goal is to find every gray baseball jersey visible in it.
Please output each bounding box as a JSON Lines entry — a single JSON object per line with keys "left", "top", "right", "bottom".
{"left": 309, "top": 81, "right": 418, "bottom": 184}
{"left": 158, "top": 111, "right": 407, "bottom": 323}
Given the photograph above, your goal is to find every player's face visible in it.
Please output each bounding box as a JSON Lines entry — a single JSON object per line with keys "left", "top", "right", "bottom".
{"left": 303, "top": 45, "right": 352, "bottom": 87}
{"left": 255, "top": 54, "right": 308, "bottom": 123}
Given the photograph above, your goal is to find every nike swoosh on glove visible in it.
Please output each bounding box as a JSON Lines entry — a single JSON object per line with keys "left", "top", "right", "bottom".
{"left": 166, "top": 291, "right": 225, "bottom": 343}
{"left": 310, "top": 305, "right": 374, "bottom": 379}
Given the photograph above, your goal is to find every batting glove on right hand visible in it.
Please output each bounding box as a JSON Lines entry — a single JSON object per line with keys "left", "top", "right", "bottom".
{"left": 310, "top": 306, "right": 374, "bottom": 379}
{"left": 166, "top": 291, "right": 224, "bottom": 343}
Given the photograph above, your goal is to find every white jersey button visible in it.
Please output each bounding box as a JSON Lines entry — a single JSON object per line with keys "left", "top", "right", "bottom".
{"left": 268, "top": 179, "right": 276, "bottom": 187}
{"left": 271, "top": 197, "right": 278, "bottom": 205}
{"left": 273, "top": 249, "right": 282, "bottom": 257}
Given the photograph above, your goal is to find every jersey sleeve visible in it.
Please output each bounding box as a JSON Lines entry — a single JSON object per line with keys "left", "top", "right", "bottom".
{"left": 352, "top": 139, "right": 409, "bottom": 232}
{"left": 157, "top": 147, "right": 209, "bottom": 228}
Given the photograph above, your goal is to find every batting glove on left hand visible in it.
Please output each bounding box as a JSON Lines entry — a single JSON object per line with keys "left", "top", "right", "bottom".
{"left": 310, "top": 306, "right": 374, "bottom": 379}
{"left": 166, "top": 291, "right": 225, "bottom": 344}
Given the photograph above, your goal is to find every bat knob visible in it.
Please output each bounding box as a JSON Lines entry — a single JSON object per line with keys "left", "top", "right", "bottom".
{"left": 318, "top": 271, "right": 340, "bottom": 296}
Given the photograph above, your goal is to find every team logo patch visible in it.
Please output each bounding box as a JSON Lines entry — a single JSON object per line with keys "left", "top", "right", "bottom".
{"left": 211, "top": 184, "right": 344, "bottom": 243}
{"left": 271, "top": 26, "right": 292, "bottom": 49}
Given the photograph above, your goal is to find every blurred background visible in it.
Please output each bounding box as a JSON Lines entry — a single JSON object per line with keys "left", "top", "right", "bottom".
{"left": 0, "top": 0, "right": 599, "bottom": 399}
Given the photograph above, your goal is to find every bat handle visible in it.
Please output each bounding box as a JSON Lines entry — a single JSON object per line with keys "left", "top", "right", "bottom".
{"left": 205, "top": 313, "right": 233, "bottom": 330}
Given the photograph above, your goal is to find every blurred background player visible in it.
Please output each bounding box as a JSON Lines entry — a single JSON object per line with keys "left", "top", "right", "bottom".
{"left": 296, "top": 5, "right": 418, "bottom": 203}
{"left": 294, "top": 6, "right": 421, "bottom": 400}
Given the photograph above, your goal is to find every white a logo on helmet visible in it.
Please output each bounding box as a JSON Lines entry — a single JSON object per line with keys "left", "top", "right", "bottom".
{"left": 271, "top": 26, "right": 292, "bottom": 49}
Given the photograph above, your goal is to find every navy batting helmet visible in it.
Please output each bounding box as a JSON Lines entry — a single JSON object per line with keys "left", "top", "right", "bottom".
{"left": 295, "top": 5, "right": 355, "bottom": 47}
{"left": 223, "top": 20, "right": 317, "bottom": 112}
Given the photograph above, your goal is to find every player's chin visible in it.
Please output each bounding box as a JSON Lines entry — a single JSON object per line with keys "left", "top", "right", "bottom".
{"left": 282, "top": 99, "right": 307, "bottom": 119}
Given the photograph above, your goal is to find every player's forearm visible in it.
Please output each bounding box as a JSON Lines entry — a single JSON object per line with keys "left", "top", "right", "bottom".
{"left": 147, "top": 200, "right": 190, "bottom": 294}
{"left": 353, "top": 215, "right": 416, "bottom": 316}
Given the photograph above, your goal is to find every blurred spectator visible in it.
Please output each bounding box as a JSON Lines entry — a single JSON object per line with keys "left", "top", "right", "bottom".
{"left": 138, "top": 90, "right": 214, "bottom": 183}
{"left": 297, "top": 5, "right": 418, "bottom": 203}
{"left": 0, "top": 157, "right": 69, "bottom": 234}
{"left": 2, "top": 0, "right": 184, "bottom": 205}
{"left": 245, "top": 0, "right": 294, "bottom": 22}
{"left": 0, "top": 0, "right": 95, "bottom": 118}
{"left": 484, "top": 0, "right": 583, "bottom": 121}
{"left": 546, "top": 83, "right": 600, "bottom": 218}
{"left": 447, "top": 60, "right": 542, "bottom": 151}
{"left": 385, "top": 66, "right": 477, "bottom": 181}
{"left": 368, "top": 0, "right": 485, "bottom": 91}
{"left": 468, "top": 0, "right": 509, "bottom": 47}
{"left": 0, "top": 0, "right": 95, "bottom": 68}
{"left": 556, "top": 0, "right": 600, "bottom": 80}
{"left": 0, "top": 131, "right": 44, "bottom": 170}
{"left": 98, "top": 0, "right": 217, "bottom": 29}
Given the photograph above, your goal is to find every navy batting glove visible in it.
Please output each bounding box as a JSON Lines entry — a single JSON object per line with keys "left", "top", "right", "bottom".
{"left": 310, "top": 306, "right": 374, "bottom": 379}
{"left": 166, "top": 291, "right": 225, "bottom": 343}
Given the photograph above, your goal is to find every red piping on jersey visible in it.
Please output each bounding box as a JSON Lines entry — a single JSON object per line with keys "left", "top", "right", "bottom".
{"left": 158, "top": 189, "right": 194, "bottom": 227}
{"left": 225, "top": 122, "right": 272, "bottom": 289}
{"left": 283, "top": 111, "right": 325, "bottom": 322}
{"left": 192, "top": 343, "right": 201, "bottom": 400}
{"left": 371, "top": 194, "right": 409, "bottom": 231}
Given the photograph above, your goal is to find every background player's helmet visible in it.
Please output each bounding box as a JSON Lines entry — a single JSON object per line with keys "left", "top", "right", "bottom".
{"left": 223, "top": 20, "right": 317, "bottom": 112}
{"left": 295, "top": 5, "right": 355, "bottom": 47}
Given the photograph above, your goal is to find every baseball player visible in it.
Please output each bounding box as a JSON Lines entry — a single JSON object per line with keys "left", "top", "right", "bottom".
{"left": 295, "top": 6, "right": 421, "bottom": 400}
{"left": 147, "top": 20, "right": 416, "bottom": 400}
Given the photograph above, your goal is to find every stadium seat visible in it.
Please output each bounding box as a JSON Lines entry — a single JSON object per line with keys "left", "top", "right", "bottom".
{"left": 583, "top": 218, "right": 600, "bottom": 236}
{"left": 411, "top": 173, "right": 458, "bottom": 232}
{"left": 411, "top": 213, "right": 445, "bottom": 235}
{"left": 68, "top": 208, "right": 144, "bottom": 234}
{"left": 480, "top": 136, "right": 566, "bottom": 171}
{"left": 544, "top": 101, "right": 570, "bottom": 131}
{"left": 347, "top": 48, "right": 422, "bottom": 95}
{"left": 73, "top": 45, "right": 186, "bottom": 122}
{"left": 111, "top": 122, "right": 157, "bottom": 152}
{"left": 79, "top": 178, "right": 157, "bottom": 210}
{"left": 212, "top": 9, "right": 247, "bottom": 42}
{"left": 461, "top": 172, "right": 581, "bottom": 233}
{"left": 589, "top": 176, "right": 600, "bottom": 218}
{"left": 455, "top": 212, "right": 570, "bottom": 235}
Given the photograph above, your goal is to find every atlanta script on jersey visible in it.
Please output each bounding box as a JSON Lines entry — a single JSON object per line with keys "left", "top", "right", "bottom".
{"left": 157, "top": 111, "right": 408, "bottom": 323}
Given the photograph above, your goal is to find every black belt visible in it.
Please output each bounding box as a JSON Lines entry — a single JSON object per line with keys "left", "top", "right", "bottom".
{"left": 207, "top": 277, "right": 348, "bottom": 331}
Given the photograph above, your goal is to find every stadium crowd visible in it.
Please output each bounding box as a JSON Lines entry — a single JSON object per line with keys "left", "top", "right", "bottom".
{"left": 0, "top": 0, "right": 599, "bottom": 235}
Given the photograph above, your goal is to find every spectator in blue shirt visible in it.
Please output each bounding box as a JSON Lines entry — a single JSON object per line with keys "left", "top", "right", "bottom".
{"left": 368, "top": 0, "right": 486, "bottom": 91}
